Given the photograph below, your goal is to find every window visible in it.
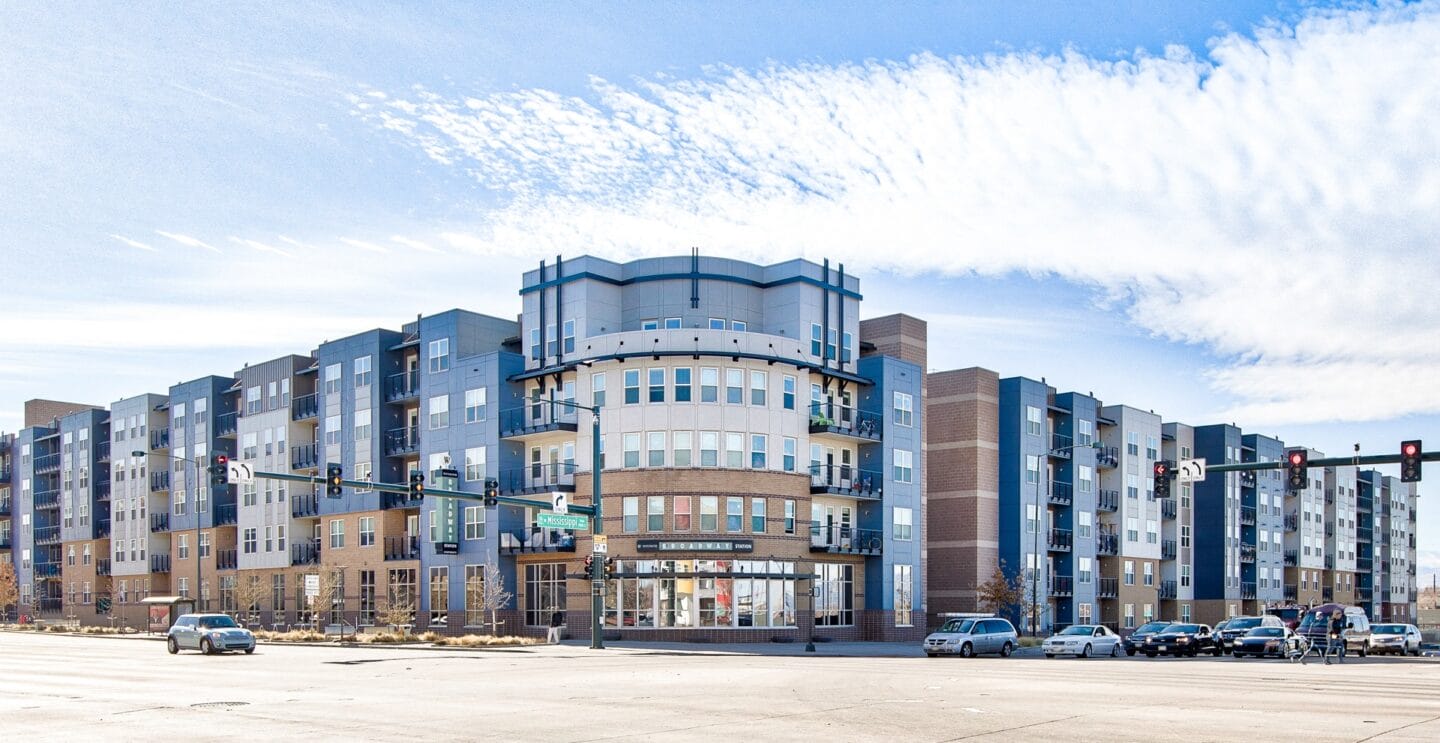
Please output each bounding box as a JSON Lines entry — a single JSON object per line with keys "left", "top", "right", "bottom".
{"left": 700, "top": 367, "right": 719, "bottom": 403}
{"left": 811, "top": 323, "right": 823, "bottom": 357}
{"left": 1026, "top": 455, "right": 1040, "bottom": 484}
{"left": 330, "top": 519, "right": 345, "bottom": 549}
{"left": 1078, "top": 465, "right": 1093, "bottom": 492}
{"left": 1026, "top": 504, "right": 1038, "bottom": 534}
{"left": 622, "top": 497, "right": 639, "bottom": 533}
{"left": 464, "top": 388, "right": 487, "bottom": 422}
{"left": 354, "top": 355, "right": 372, "bottom": 387}
{"left": 1078, "top": 510, "right": 1092, "bottom": 539}
{"left": 429, "top": 566, "right": 449, "bottom": 626}
{"left": 648, "top": 368, "right": 666, "bottom": 403}
{"left": 1146, "top": 435, "right": 1159, "bottom": 461}
{"left": 428, "top": 339, "right": 450, "bottom": 372}
{"left": 1079, "top": 557, "right": 1093, "bottom": 583}
{"left": 243, "top": 528, "right": 257, "bottom": 554}
{"left": 529, "top": 328, "right": 541, "bottom": 360}
{"left": 782, "top": 437, "right": 796, "bottom": 472}
{"left": 524, "top": 563, "right": 567, "bottom": 627}
{"left": 1127, "top": 474, "right": 1139, "bottom": 499}
{"left": 674, "top": 496, "right": 692, "bottom": 531}
{"left": 427, "top": 395, "right": 449, "bottom": 429}
{"left": 354, "top": 409, "right": 372, "bottom": 440}
{"left": 640, "top": 319, "right": 658, "bottom": 331}
{"left": 324, "top": 364, "right": 341, "bottom": 395}
{"left": 750, "top": 371, "right": 767, "bottom": 406}
{"left": 662, "top": 317, "right": 681, "bottom": 329}
{"left": 894, "top": 507, "right": 913, "bottom": 541}
{"left": 463, "top": 565, "right": 484, "bottom": 626}
{"left": 700, "top": 496, "right": 718, "bottom": 532}
{"left": 1077, "top": 419, "right": 1094, "bottom": 446}
{"left": 1124, "top": 560, "right": 1135, "bottom": 585}
{"left": 1127, "top": 431, "right": 1140, "bottom": 456}
{"left": 647, "top": 431, "right": 665, "bottom": 467}
{"left": 591, "top": 373, "right": 606, "bottom": 408}
{"left": 725, "top": 432, "right": 744, "bottom": 468}
{"left": 325, "top": 415, "right": 341, "bottom": 446}
{"left": 727, "top": 497, "right": 744, "bottom": 532}
{"left": 672, "top": 431, "right": 692, "bottom": 467}
{"left": 175, "top": 489, "right": 187, "bottom": 517}
{"left": 893, "top": 449, "right": 913, "bottom": 483}
{"left": 894, "top": 565, "right": 914, "bottom": 627}
{"left": 700, "top": 432, "right": 718, "bottom": 466}
{"left": 1143, "top": 562, "right": 1154, "bottom": 586}
{"left": 750, "top": 434, "right": 767, "bottom": 469}
{"left": 673, "top": 367, "right": 692, "bottom": 402}
{"left": 815, "top": 563, "right": 854, "bottom": 626}
{"left": 1026, "top": 406, "right": 1042, "bottom": 436}
{"left": 1078, "top": 602, "right": 1093, "bottom": 625}
{"left": 708, "top": 318, "right": 725, "bottom": 330}
{"left": 725, "top": 369, "right": 743, "bottom": 404}
{"left": 784, "top": 500, "right": 796, "bottom": 534}
{"left": 246, "top": 386, "right": 261, "bottom": 415}
{"left": 1181, "top": 604, "right": 1192, "bottom": 622}
{"left": 782, "top": 376, "right": 796, "bottom": 410}
{"left": 731, "top": 320, "right": 746, "bottom": 332}
{"left": 359, "top": 517, "right": 375, "bottom": 547}
{"left": 894, "top": 392, "right": 913, "bottom": 427}
{"left": 624, "top": 369, "right": 640, "bottom": 404}
{"left": 1124, "top": 604, "right": 1136, "bottom": 629}
{"left": 1127, "top": 517, "right": 1139, "bottom": 543}
{"left": 464, "top": 507, "right": 484, "bottom": 540}
{"left": 647, "top": 496, "right": 665, "bottom": 532}
{"left": 1146, "top": 519, "right": 1158, "bottom": 544}
{"left": 1180, "top": 565, "right": 1191, "bottom": 588}
{"left": 545, "top": 324, "right": 557, "bottom": 356}
{"left": 562, "top": 319, "right": 575, "bottom": 353}
{"left": 623, "top": 433, "right": 640, "bottom": 468}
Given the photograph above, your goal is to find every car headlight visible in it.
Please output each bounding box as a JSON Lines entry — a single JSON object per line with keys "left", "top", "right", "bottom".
{"left": 1177, "top": 637, "right": 1190, "bottom": 643}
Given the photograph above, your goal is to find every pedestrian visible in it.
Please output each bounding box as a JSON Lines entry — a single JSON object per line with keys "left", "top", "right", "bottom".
{"left": 1325, "top": 609, "right": 1345, "bottom": 665}
{"left": 547, "top": 610, "right": 564, "bottom": 644}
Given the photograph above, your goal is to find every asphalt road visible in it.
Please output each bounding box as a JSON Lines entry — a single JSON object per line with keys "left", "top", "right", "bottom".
{"left": 3, "top": 632, "right": 1439, "bottom": 742}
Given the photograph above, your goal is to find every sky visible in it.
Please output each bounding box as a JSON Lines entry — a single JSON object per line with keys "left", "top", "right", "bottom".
{"left": 2, "top": 1, "right": 1437, "bottom": 583}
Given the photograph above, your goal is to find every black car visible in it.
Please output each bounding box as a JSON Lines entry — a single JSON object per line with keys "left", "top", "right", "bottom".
{"left": 1217, "top": 616, "right": 1284, "bottom": 654}
{"left": 1143, "top": 623, "right": 1221, "bottom": 657}
{"left": 1231, "top": 627, "right": 1301, "bottom": 659}
{"left": 1123, "top": 621, "right": 1174, "bottom": 656}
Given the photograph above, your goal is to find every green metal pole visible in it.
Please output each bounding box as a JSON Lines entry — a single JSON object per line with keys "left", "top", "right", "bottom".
{"left": 591, "top": 405, "right": 604, "bottom": 650}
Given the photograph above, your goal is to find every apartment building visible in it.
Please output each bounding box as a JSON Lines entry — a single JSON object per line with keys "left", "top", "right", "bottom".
{"left": 1161, "top": 423, "right": 1196, "bottom": 623}
{"left": 57, "top": 408, "right": 111, "bottom": 618}
{"left": 1, "top": 433, "right": 15, "bottom": 614}
{"left": 1095, "top": 405, "right": 1162, "bottom": 632}
{"left": 1191, "top": 424, "right": 1243, "bottom": 623}
{"left": 1239, "top": 434, "right": 1286, "bottom": 610}
{"left": 1371, "top": 474, "right": 1419, "bottom": 622}
{"left": 108, "top": 393, "right": 169, "bottom": 607}
{"left": 161, "top": 376, "right": 239, "bottom": 612}
{"left": 1322, "top": 464, "right": 1359, "bottom": 607}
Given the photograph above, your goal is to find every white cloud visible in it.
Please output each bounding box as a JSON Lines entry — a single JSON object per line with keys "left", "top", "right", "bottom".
{"left": 228, "top": 236, "right": 295, "bottom": 259}
{"left": 339, "top": 237, "right": 390, "bottom": 254}
{"left": 390, "top": 235, "right": 442, "bottom": 254}
{"left": 109, "top": 234, "right": 157, "bottom": 252}
{"left": 357, "top": 2, "right": 1440, "bottom": 425}
{"left": 156, "top": 230, "right": 222, "bottom": 253}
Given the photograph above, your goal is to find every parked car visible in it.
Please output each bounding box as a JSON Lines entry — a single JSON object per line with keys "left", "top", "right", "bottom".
{"left": 1217, "top": 615, "right": 1285, "bottom": 654}
{"left": 167, "top": 613, "right": 256, "bottom": 655}
{"left": 1043, "top": 625, "right": 1122, "bottom": 658}
{"left": 1266, "top": 607, "right": 1304, "bottom": 631}
{"left": 1230, "top": 626, "right": 1302, "bottom": 659}
{"left": 1123, "top": 621, "right": 1173, "bottom": 656}
{"left": 924, "top": 617, "right": 1018, "bottom": 658}
{"left": 1143, "top": 623, "right": 1221, "bottom": 657}
{"left": 1369, "top": 624, "right": 1422, "bottom": 656}
{"left": 1296, "top": 604, "right": 1371, "bottom": 658}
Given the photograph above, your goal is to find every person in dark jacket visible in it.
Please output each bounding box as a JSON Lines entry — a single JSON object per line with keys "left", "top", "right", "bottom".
{"left": 547, "top": 611, "right": 564, "bottom": 644}
{"left": 1326, "top": 609, "right": 1346, "bottom": 664}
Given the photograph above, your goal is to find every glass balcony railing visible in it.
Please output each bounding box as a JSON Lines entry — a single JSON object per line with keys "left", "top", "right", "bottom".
{"left": 809, "top": 524, "right": 882, "bottom": 555}
{"left": 808, "top": 402, "right": 881, "bottom": 441}
{"left": 808, "top": 465, "right": 882, "bottom": 500}
{"left": 291, "top": 393, "right": 319, "bottom": 421}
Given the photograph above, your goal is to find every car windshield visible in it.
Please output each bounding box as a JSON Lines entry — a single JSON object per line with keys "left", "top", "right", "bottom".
{"left": 1060, "top": 626, "right": 1094, "bottom": 636}
{"left": 1246, "top": 628, "right": 1284, "bottom": 638}
{"left": 1136, "top": 622, "right": 1170, "bottom": 633}
{"left": 1299, "top": 611, "right": 1338, "bottom": 630}
{"left": 1166, "top": 624, "right": 1200, "bottom": 634}
{"left": 940, "top": 619, "right": 976, "bottom": 634}
{"left": 1372, "top": 624, "right": 1406, "bottom": 634}
{"left": 1228, "top": 618, "right": 1261, "bottom": 630}
{"left": 1270, "top": 609, "right": 1300, "bottom": 621}
{"left": 198, "top": 616, "right": 238, "bottom": 630}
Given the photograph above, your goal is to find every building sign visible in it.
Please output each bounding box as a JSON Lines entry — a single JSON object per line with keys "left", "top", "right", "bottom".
{"left": 635, "top": 539, "right": 754, "bottom": 553}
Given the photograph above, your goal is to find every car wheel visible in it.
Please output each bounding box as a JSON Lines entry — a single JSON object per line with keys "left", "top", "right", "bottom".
{"left": 1145, "top": 652, "right": 1157, "bottom": 658}
{"left": 167, "top": 637, "right": 179, "bottom": 655}
{"left": 1358, "top": 643, "right": 1368, "bottom": 658}
{"left": 244, "top": 648, "right": 255, "bottom": 655}
{"left": 1000, "top": 642, "right": 1013, "bottom": 658}
{"left": 1111, "top": 644, "right": 1121, "bottom": 658}
{"left": 1045, "top": 653, "right": 1055, "bottom": 659}
{"left": 1078, "top": 643, "right": 1091, "bottom": 659}
{"left": 926, "top": 652, "right": 937, "bottom": 658}
{"left": 959, "top": 642, "right": 974, "bottom": 658}
{"left": 1212, "top": 646, "right": 1223, "bottom": 657}
{"left": 200, "top": 637, "right": 214, "bottom": 656}
{"left": 1125, "top": 648, "right": 1136, "bottom": 657}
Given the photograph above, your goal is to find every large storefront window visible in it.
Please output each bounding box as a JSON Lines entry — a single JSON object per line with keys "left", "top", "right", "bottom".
{"left": 526, "top": 563, "right": 567, "bottom": 626}
{"left": 814, "top": 563, "right": 854, "bottom": 626}
{"left": 603, "top": 560, "right": 797, "bottom": 629}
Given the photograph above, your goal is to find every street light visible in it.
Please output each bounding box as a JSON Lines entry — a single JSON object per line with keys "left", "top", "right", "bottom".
{"left": 1030, "top": 439, "right": 1104, "bottom": 637}
{"left": 135, "top": 449, "right": 204, "bottom": 612}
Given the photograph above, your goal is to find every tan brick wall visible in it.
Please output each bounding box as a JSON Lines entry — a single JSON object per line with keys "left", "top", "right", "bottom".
{"left": 60, "top": 539, "right": 105, "bottom": 619}
{"left": 925, "top": 367, "right": 998, "bottom": 620}
{"left": 24, "top": 399, "right": 101, "bottom": 428}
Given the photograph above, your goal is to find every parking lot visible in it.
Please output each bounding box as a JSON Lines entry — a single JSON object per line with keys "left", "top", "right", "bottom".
{"left": 3, "top": 631, "right": 1439, "bottom": 742}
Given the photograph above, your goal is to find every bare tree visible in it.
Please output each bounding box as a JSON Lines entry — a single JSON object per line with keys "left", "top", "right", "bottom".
{"left": 378, "top": 591, "right": 416, "bottom": 636}
{"left": 0, "top": 562, "right": 18, "bottom": 620}
{"left": 976, "top": 560, "right": 1033, "bottom": 630}
{"left": 479, "top": 564, "right": 512, "bottom": 635}
{"left": 230, "top": 575, "right": 268, "bottom": 627}
{"left": 307, "top": 570, "right": 343, "bottom": 630}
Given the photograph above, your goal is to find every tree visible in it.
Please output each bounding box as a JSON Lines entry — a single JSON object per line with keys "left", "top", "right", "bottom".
{"left": 0, "top": 562, "right": 18, "bottom": 620}
{"left": 475, "top": 563, "right": 512, "bottom": 636}
{"left": 230, "top": 574, "right": 269, "bottom": 627}
{"left": 306, "top": 570, "right": 344, "bottom": 630}
{"left": 378, "top": 591, "right": 416, "bottom": 636}
{"left": 976, "top": 560, "right": 1036, "bottom": 633}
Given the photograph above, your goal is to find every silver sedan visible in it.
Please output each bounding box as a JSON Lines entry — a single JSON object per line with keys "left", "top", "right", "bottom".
{"left": 1044, "top": 624, "right": 1123, "bottom": 658}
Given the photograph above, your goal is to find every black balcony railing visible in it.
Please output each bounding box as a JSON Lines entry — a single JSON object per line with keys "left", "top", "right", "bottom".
{"left": 151, "top": 470, "right": 170, "bottom": 492}
{"left": 214, "top": 412, "right": 238, "bottom": 436}
{"left": 291, "top": 540, "right": 321, "bottom": 566}
{"left": 34, "top": 563, "right": 62, "bottom": 577}
{"left": 808, "top": 402, "right": 882, "bottom": 441}
{"left": 1047, "top": 528, "right": 1073, "bottom": 552}
{"left": 384, "top": 426, "right": 421, "bottom": 456}
{"left": 1240, "top": 544, "right": 1256, "bottom": 563}
{"left": 0, "top": 493, "right": 10, "bottom": 516}
{"left": 1284, "top": 585, "right": 1298, "bottom": 602}
{"left": 35, "top": 525, "right": 61, "bottom": 545}
{"left": 1241, "top": 582, "right": 1257, "bottom": 600}
{"left": 150, "top": 554, "right": 171, "bottom": 573}
{"left": 95, "top": 479, "right": 111, "bottom": 501}
{"left": 95, "top": 441, "right": 111, "bottom": 462}
{"left": 809, "top": 524, "right": 883, "bottom": 555}
{"left": 1047, "top": 482, "right": 1072, "bottom": 506}
{"left": 1097, "top": 578, "right": 1119, "bottom": 598}
{"left": 151, "top": 427, "right": 170, "bottom": 450}
{"left": 150, "top": 512, "right": 170, "bottom": 532}
{"left": 501, "top": 527, "right": 577, "bottom": 554}
{"left": 1159, "top": 580, "right": 1177, "bottom": 599}
{"left": 1048, "top": 433, "right": 1074, "bottom": 457}
{"left": 95, "top": 519, "right": 111, "bottom": 538}
{"left": 291, "top": 442, "right": 320, "bottom": 470}
{"left": 1325, "top": 489, "right": 1336, "bottom": 505}
{"left": 1161, "top": 499, "right": 1176, "bottom": 520}
{"left": 34, "top": 488, "right": 60, "bottom": 508}
{"left": 96, "top": 558, "right": 112, "bottom": 577}
{"left": 808, "top": 465, "right": 882, "bottom": 500}
{"left": 1097, "top": 533, "right": 1119, "bottom": 556}
{"left": 1097, "top": 490, "right": 1119, "bottom": 512}
{"left": 1239, "top": 471, "right": 1256, "bottom": 488}
{"left": 291, "top": 492, "right": 320, "bottom": 518}
{"left": 1284, "top": 550, "right": 1298, "bottom": 567}
{"left": 1048, "top": 575, "right": 1074, "bottom": 597}
{"left": 1162, "top": 539, "right": 1176, "bottom": 560}
{"left": 1095, "top": 446, "right": 1119, "bottom": 468}
{"left": 500, "top": 462, "right": 579, "bottom": 495}
{"left": 382, "top": 491, "right": 425, "bottom": 510}
{"left": 216, "top": 549, "right": 238, "bottom": 570}
{"left": 1325, "top": 523, "right": 1335, "bottom": 538}
{"left": 214, "top": 503, "right": 237, "bottom": 526}
{"left": 384, "top": 535, "right": 421, "bottom": 561}
{"left": 35, "top": 452, "right": 61, "bottom": 473}
{"left": 1322, "top": 587, "right": 1334, "bottom": 602}
{"left": 1357, "top": 556, "right": 1373, "bottom": 573}
{"left": 1324, "top": 555, "right": 1334, "bottom": 570}
{"left": 1358, "top": 587, "right": 1373, "bottom": 602}
{"left": 291, "top": 393, "right": 319, "bottom": 421}
{"left": 1357, "top": 525, "right": 1373, "bottom": 543}
{"left": 499, "top": 404, "right": 580, "bottom": 438}
{"left": 36, "top": 597, "right": 63, "bottom": 615}
{"left": 1284, "top": 513, "right": 1298, "bottom": 532}
{"left": 1240, "top": 507, "right": 1257, "bottom": 526}
{"left": 385, "top": 370, "right": 420, "bottom": 402}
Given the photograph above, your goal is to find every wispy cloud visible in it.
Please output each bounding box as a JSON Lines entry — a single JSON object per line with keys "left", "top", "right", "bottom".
{"left": 156, "top": 230, "right": 222, "bottom": 253}
{"left": 357, "top": 2, "right": 1440, "bottom": 425}
{"left": 228, "top": 236, "right": 294, "bottom": 259}
{"left": 390, "top": 235, "right": 442, "bottom": 254}
{"left": 339, "top": 237, "right": 390, "bottom": 254}
{"left": 109, "top": 234, "right": 157, "bottom": 252}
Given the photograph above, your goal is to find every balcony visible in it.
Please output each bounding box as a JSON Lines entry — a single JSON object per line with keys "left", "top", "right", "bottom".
{"left": 500, "top": 527, "right": 577, "bottom": 554}
{"left": 1097, "top": 533, "right": 1119, "bottom": 556}
{"left": 1240, "top": 544, "right": 1256, "bottom": 563}
{"left": 291, "top": 492, "right": 320, "bottom": 518}
{"left": 382, "top": 491, "right": 425, "bottom": 510}
{"left": 1047, "top": 482, "right": 1072, "bottom": 507}
{"left": 1358, "top": 587, "right": 1373, "bottom": 602}
{"left": 1325, "top": 489, "right": 1335, "bottom": 505}
{"left": 36, "top": 597, "right": 63, "bottom": 615}
{"left": 34, "top": 563, "right": 62, "bottom": 578}
{"left": 150, "top": 554, "right": 171, "bottom": 573}
{"left": 384, "top": 535, "right": 421, "bottom": 561}
{"left": 1095, "top": 446, "right": 1119, "bottom": 468}
{"left": 1048, "top": 433, "right": 1073, "bottom": 458}
{"left": 216, "top": 549, "right": 238, "bottom": 571}
{"left": 1161, "top": 499, "right": 1176, "bottom": 520}
{"left": 151, "top": 470, "right": 170, "bottom": 492}
{"left": 150, "top": 512, "right": 170, "bottom": 532}
{"left": 1325, "top": 523, "right": 1334, "bottom": 538}
{"left": 1047, "top": 528, "right": 1073, "bottom": 552}
{"left": 95, "top": 479, "right": 111, "bottom": 501}
{"left": 1159, "top": 580, "right": 1177, "bottom": 600}
{"left": 1162, "top": 539, "right": 1176, "bottom": 560}
{"left": 1284, "top": 513, "right": 1298, "bottom": 532}
{"left": 1357, "top": 556, "right": 1373, "bottom": 573}
{"left": 96, "top": 441, "right": 111, "bottom": 462}
{"left": 35, "top": 525, "right": 61, "bottom": 545}
{"left": 1357, "top": 525, "right": 1373, "bottom": 543}
{"left": 1284, "top": 550, "right": 1298, "bottom": 567}
{"left": 808, "top": 465, "right": 881, "bottom": 500}
{"left": 0, "top": 493, "right": 10, "bottom": 516}
{"left": 1240, "top": 506, "right": 1256, "bottom": 527}
{"left": 384, "top": 426, "right": 421, "bottom": 457}
{"left": 291, "top": 393, "right": 319, "bottom": 421}
{"left": 291, "top": 442, "right": 320, "bottom": 470}
{"left": 501, "top": 463, "right": 579, "bottom": 497}
{"left": 1241, "top": 582, "right": 1257, "bottom": 600}
{"left": 499, "top": 404, "right": 579, "bottom": 440}
{"left": 35, "top": 452, "right": 61, "bottom": 473}
{"left": 810, "top": 524, "right": 883, "bottom": 555}
{"left": 1284, "top": 585, "right": 1298, "bottom": 602}
{"left": 385, "top": 369, "right": 420, "bottom": 402}
{"left": 214, "top": 412, "right": 238, "bottom": 437}
{"left": 95, "top": 519, "right": 111, "bottom": 538}
{"left": 1324, "top": 555, "right": 1334, "bottom": 570}
{"left": 1322, "top": 588, "right": 1334, "bottom": 603}
{"left": 1096, "top": 490, "right": 1119, "bottom": 512}
{"left": 1048, "top": 575, "right": 1074, "bottom": 597}
{"left": 34, "top": 487, "right": 60, "bottom": 508}
{"left": 1097, "top": 578, "right": 1119, "bottom": 599}
{"left": 151, "top": 427, "right": 170, "bottom": 450}
{"left": 291, "top": 540, "right": 321, "bottom": 566}
{"left": 214, "top": 503, "right": 238, "bottom": 526}
{"left": 1239, "top": 471, "right": 1256, "bottom": 488}
{"left": 96, "top": 558, "right": 111, "bottom": 577}
{"left": 808, "top": 402, "right": 882, "bottom": 442}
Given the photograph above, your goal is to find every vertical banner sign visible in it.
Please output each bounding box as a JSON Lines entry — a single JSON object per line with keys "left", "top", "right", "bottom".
{"left": 434, "top": 468, "right": 461, "bottom": 547}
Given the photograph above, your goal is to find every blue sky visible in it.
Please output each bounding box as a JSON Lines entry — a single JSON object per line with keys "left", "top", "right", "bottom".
{"left": 2, "top": 1, "right": 1437, "bottom": 580}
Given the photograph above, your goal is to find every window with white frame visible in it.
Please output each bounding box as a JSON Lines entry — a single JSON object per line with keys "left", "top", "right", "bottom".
{"left": 428, "top": 395, "right": 449, "bottom": 429}
{"left": 623, "top": 433, "right": 640, "bottom": 468}
{"left": 648, "top": 368, "right": 666, "bottom": 403}
{"left": 699, "top": 432, "right": 718, "bottom": 467}
{"left": 1078, "top": 465, "right": 1093, "bottom": 492}
{"left": 1078, "top": 510, "right": 1092, "bottom": 539}
{"left": 623, "top": 369, "right": 640, "bottom": 404}
{"left": 672, "top": 431, "right": 692, "bottom": 467}
{"left": 894, "top": 507, "right": 913, "bottom": 541}
{"left": 700, "top": 367, "right": 719, "bottom": 403}
{"left": 428, "top": 339, "right": 450, "bottom": 373}
{"left": 750, "top": 371, "right": 767, "bottom": 406}
{"left": 647, "top": 432, "right": 665, "bottom": 467}
{"left": 750, "top": 434, "right": 767, "bottom": 469}
{"left": 893, "top": 391, "right": 913, "bottom": 427}
{"left": 324, "top": 364, "right": 341, "bottom": 394}
{"left": 1026, "top": 406, "right": 1042, "bottom": 435}
{"left": 591, "top": 373, "right": 606, "bottom": 407}
{"left": 622, "top": 496, "right": 639, "bottom": 533}
{"left": 647, "top": 496, "right": 665, "bottom": 532}
{"left": 1026, "top": 455, "right": 1040, "bottom": 484}
{"left": 324, "top": 415, "right": 340, "bottom": 446}
{"left": 330, "top": 519, "right": 345, "bottom": 549}
{"left": 893, "top": 449, "right": 913, "bottom": 483}
{"left": 725, "top": 432, "right": 744, "bottom": 468}
{"left": 465, "top": 388, "right": 486, "bottom": 422}
{"left": 354, "top": 409, "right": 372, "bottom": 440}
{"left": 464, "top": 506, "right": 484, "bottom": 539}
{"left": 894, "top": 565, "right": 914, "bottom": 627}
{"left": 464, "top": 447, "right": 485, "bottom": 481}
{"left": 354, "top": 355, "right": 372, "bottom": 387}
{"left": 725, "top": 369, "right": 743, "bottom": 404}
{"left": 1079, "top": 557, "right": 1093, "bottom": 583}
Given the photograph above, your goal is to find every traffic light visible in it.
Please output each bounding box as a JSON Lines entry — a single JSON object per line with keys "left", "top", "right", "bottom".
{"left": 409, "top": 471, "right": 425, "bottom": 498}
{"left": 325, "top": 463, "right": 343, "bottom": 498}
{"left": 1285, "top": 449, "right": 1308, "bottom": 492}
{"left": 483, "top": 478, "right": 499, "bottom": 507}
{"left": 1400, "top": 440, "right": 1422, "bottom": 483}
{"left": 209, "top": 454, "right": 229, "bottom": 487}
{"left": 1152, "top": 460, "right": 1172, "bottom": 499}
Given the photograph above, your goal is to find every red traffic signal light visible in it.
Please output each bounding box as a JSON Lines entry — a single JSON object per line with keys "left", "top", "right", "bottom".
{"left": 1285, "top": 449, "right": 1308, "bottom": 491}
{"left": 215, "top": 454, "right": 228, "bottom": 465}
{"left": 1400, "top": 439, "right": 1422, "bottom": 483}
{"left": 1288, "top": 451, "right": 1304, "bottom": 466}
{"left": 1154, "top": 462, "right": 1169, "bottom": 477}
